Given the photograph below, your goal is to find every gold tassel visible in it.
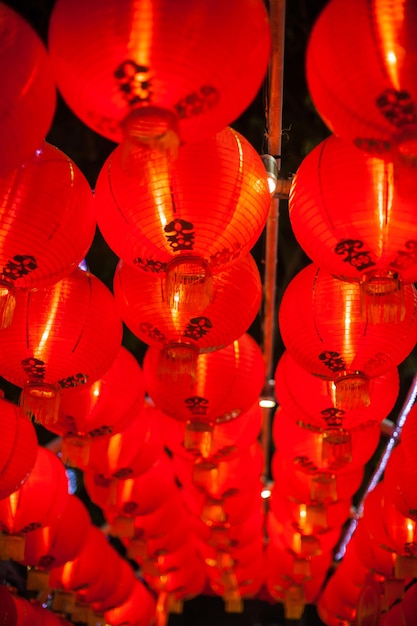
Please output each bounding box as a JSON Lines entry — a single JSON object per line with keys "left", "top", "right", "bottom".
{"left": 184, "top": 421, "right": 214, "bottom": 458}
{"left": 165, "top": 256, "right": 213, "bottom": 314}
{"left": 26, "top": 568, "right": 50, "bottom": 594}
{"left": 52, "top": 590, "right": 76, "bottom": 614}
{"left": 20, "top": 382, "right": 60, "bottom": 424}
{"left": 0, "top": 281, "right": 16, "bottom": 328}
{"left": 158, "top": 343, "right": 198, "bottom": 384}
{"left": 333, "top": 372, "right": 370, "bottom": 410}
{"left": 395, "top": 554, "right": 417, "bottom": 579}
{"left": 360, "top": 271, "right": 404, "bottom": 324}
{"left": 310, "top": 473, "right": 338, "bottom": 503}
{"left": 61, "top": 435, "right": 91, "bottom": 468}
{"left": 0, "top": 533, "right": 25, "bottom": 561}
{"left": 284, "top": 585, "right": 305, "bottom": 620}
{"left": 321, "top": 428, "right": 352, "bottom": 470}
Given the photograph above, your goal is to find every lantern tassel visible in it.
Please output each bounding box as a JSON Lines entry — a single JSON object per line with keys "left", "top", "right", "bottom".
{"left": 165, "top": 256, "right": 213, "bottom": 314}
{"left": 360, "top": 272, "right": 405, "bottom": 324}
{"left": 61, "top": 435, "right": 91, "bottom": 468}
{"left": 0, "top": 280, "right": 16, "bottom": 328}
{"left": 20, "top": 382, "right": 61, "bottom": 424}
{"left": 121, "top": 105, "right": 180, "bottom": 161}
{"left": 332, "top": 372, "right": 370, "bottom": 410}
{"left": 158, "top": 343, "right": 198, "bottom": 384}
{"left": 184, "top": 421, "right": 214, "bottom": 458}
{"left": 322, "top": 427, "right": 352, "bottom": 470}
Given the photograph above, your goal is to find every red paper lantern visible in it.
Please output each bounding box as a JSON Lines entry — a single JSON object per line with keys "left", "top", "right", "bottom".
{"left": 273, "top": 408, "right": 381, "bottom": 475}
{"left": 48, "top": 0, "right": 270, "bottom": 145}
{"left": 48, "top": 524, "right": 113, "bottom": 596}
{"left": 95, "top": 126, "right": 270, "bottom": 311}
{"left": 0, "top": 4, "right": 56, "bottom": 174}
{"left": 156, "top": 400, "right": 262, "bottom": 463}
{"left": 0, "top": 447, "right": 69, "bottom": 562}
{"left": 278, "top": 263, "right": 417, "bottom": 409}
{"left": 0, "top": 141, "right": 95, "bottom": 328}
{"left": 289, "top": 135, "right": 417, "bottom": 323}
{"left": 91, "top": 557, "right": 136, "bottom": 613}
{"left": 0, "top": 268, "right": 122, "bottom": 424}
{"left": 383, "top": 443, "right": 417, "bottom": 522}
{"left": 0, "top": 586, "right": 38, "bottom": 626}
{"left": 0, "top": 398, "right": 38, "bottom": 500}
{"left": 48, "top": 345, "right": 145, "bottom": 466}
{"left": 21, "top": 494, "right": 90, "bottom": 570}
{"left": 104, "top": 579, "right": 156, "bottom": 626}
{"left": 271, "top": 452, "right": 364, "bottom": 504}
{"left": 144, "top": 333, "right": 264, "bottom": 455}
{"left": 113, "top": 253, "right": 262, "bottom": 380}
{"left": 275, "top": 350, "right": 399, "bottom": 433}
{"left": 85, "top": 402, "right": 163, "bottom": 478}
{"left": 306, "top": 0, "right": 417, "bottom": 159}
{"left": 84, "top": 452, "right": 177, "bottom": 526}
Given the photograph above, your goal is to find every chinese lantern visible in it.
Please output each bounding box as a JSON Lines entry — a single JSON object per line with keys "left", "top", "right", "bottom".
{"left": 0, "top": 141, "right": 95, "bottom": 328}
{"left": 144, "top": 333, "right": 264, "bottom": 454}
{"left": 0, "top": 447, "right": 69, "bottom": 562}
{"left": 113, "top": 253, "right": 262, "bottom": 379}
{"left": 0, "top": 268, "right": 122, "bottom": 424}
{"left": 289, "top": 135, "right": 417, "bottom": 323}
{"left": 306, "top": 0, "right": 417, "bottom": 159}
{"left": 278, "top": 263, "right": 417, "bottom": 409}
{"left": 91, "top": 557, "right": 136, "bottom": 613}
{"left": 48, "top": 345, "right": 145, "bottom": 466}
{"left": 273, "top": 408, "right": 381, "bottom": 476}
{"left": 271, "top": 452, "right": 364, "bottom": 504}
{"left": 22, "top": 494, "right": 90, "bottom": 571}
{"left": 48, "top": 0, "right": 270, "bottom": 146}
{"left": 84, "top": 452, "right": 177, "bottom": 537}
{"left": 0, "top": 585, "right": 38, "bottom": 625}
{"left": 85, "top": 402, "right": 163, "bottom": 478}
{"left": 275, "top": 350, "right": 399, "bottom": 433}
{"left": 0, "top": 398, "right": 38, "bottom": 500}
{"left": 156, "top": 400, "right": 262, "bottom": 463}
{"left": 0, "top": 4, "right": 56, "bottom": 174}
{"left": 95, "top": 126, "right": 270, "bottom": 313}
{"left": 383, "top": 443, "right": 417, "bottom": 522}
{"left": 317, "top": 573, "right": 358, "bottom": 625}
{"left": 104, "top": 579, "right": 156, "bottom": 626}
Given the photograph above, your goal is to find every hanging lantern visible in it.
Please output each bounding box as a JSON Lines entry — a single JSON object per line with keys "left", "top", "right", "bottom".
{"left": 85, "top": 402, "right": 163, "bottom": 478}
{"left": 383, "top": 443, "right": 417, "bottom": 522}
{"left": 144, "top": 333, "right": 264, "bottom": 454}
{"left": 275, "top": 350, "right": 399, "bottom": 433}
{"left": 0, "top": 398, "right": 38, "bottom": 501}
{"left": 0, "top": 141, "right": 95, "bottom": 328}
{"left": 157, "top": 400, "right": 262, "bottom": 463}
{"left": 306, "top": 0, "right": 417, "bottom": 160}
{"left": 95, "top": 126, "right": 270, "bottom": 313}
{"left": 278, "top": 263, "right": 417, "bottom": 410}
{"left": 0, "top": 268, "right": 122, "bottom": 425}
{"left": 0, "top": 4, "right": 56, "bottom": 174}
{"left": 48, "top": 0, "right": 270, "bottom": 146}
{"left": 273, "top": 408, "right": 381, "bottom": 476}
{"left": 289, "top": 135, "right": 417, "bottom": 323}
{"left": 271, "top": 452, "right": 364, "bottom": 505}
{"left": 48, "top": 346, "right": 145, "bottom": 466}
{"left": 0, "top": 585, "right": 38, "bottom": 625}
{"left": 91, "top": 557, "right": 136, "bottom": 614}
{"left": 103, "top": 579, "right": 156, "bottom": 626}
{"left": 0, "top": 447, "right": 69, "bottom": 562}
{"left": 113, "top": 253, "right": 262, "bottom": 380}
{"left": 21, "top": 494, "right": 90, "bottom": 572}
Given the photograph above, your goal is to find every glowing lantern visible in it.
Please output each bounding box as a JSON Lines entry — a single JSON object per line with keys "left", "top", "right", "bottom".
{"left": 0, "top": 268, "right": 122, "bottom": 424}
{"left": 113, "top": 253, "right": 262, "bottom": 379}
{"left": 0, "top": 447, "right": 69, "bottom": 562}
{"left": 0, "top": 398, "right": 38, "bottom": 500}
{"left": 306, "top": 0, "right": 417, "bottom": 159}
{"left": 48, "top": 0, "right": 270, "bottom": 146}
{"left": 0, "top": 4, "right": 56, "bottom": 174}
{"left": 22, "top": 494, "right": 90, "bottom": 571}
{"left": 144, "top": 333, "right": 264, "bottom": 454}
{"left": 275, "top": 350, "right": 399, "bottom": 433}
{"left": 95, "top": 126, "right": 270, "bottom": 312}
{"left": 278, "top": 263, "right": 417, "bottom": 409}
{"left": 48, "top": 346, "right": 145, "bottom": 466}
{"left": 91, "top": 557, "right": 136, "bottom": 613}
{"left": 156, "top": 400, "right": 262, "bottom": 463}
{"left": 289, "top": 135, "right": 417, "bottom": 323}
{"left": 273, "top": 408, "right": 380, "bottom": 476}
{"left": 85, "top": 402, "right": 163, "bottom": 478}
{"left": 383, "top": 443, "right": 417, "bottom": 522}
{"left": 0, "top": 141, "right": 95, "bottom": 328}
{"left": 104, "top": 579, "right": 156, "bottom": 626}
{"left": 0, "top": 585, "right": 38, "bottom": 625}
